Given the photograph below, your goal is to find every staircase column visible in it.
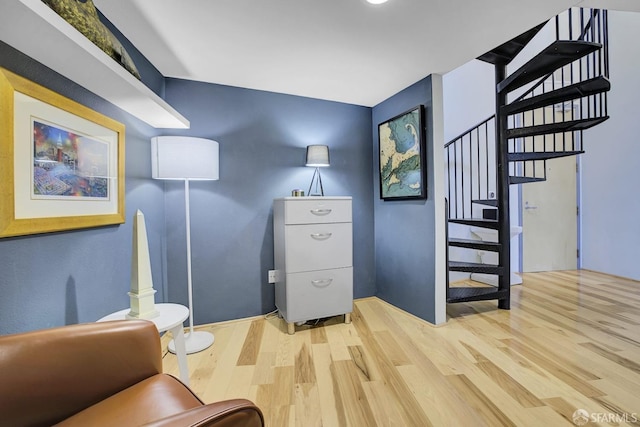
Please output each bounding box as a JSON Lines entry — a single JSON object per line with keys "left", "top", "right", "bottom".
{"left": 495, "top": 64, "right": 511, "bottom": 310}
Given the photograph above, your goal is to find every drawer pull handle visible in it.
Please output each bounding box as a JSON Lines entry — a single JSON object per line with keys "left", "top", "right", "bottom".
{"left": 310, "top": 208, "right": 332, "bottom": 216}
{"left": 310, "top": 232, "right": 332, "bottom": 240}
{"left": 311, "top": 279, "right": 333, "bottom": 288}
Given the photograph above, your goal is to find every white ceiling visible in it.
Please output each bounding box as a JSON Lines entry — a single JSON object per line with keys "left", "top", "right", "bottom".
{"left": 94, "top": 0, "right": 640, "bottom": 107}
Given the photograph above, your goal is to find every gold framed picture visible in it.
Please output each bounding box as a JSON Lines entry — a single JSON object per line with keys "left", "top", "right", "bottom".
{"left": 0, "top": 67, "right": 125, "bottom": 238}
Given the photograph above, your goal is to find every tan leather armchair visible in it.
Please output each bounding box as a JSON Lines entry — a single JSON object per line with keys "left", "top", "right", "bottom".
{"left": 0, "top": 320, "right": 264, "bottom": 427}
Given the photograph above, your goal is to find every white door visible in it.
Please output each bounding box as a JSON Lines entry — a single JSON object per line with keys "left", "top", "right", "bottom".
{"left": 520, "top": 108, "right": 578, "bottom": 272}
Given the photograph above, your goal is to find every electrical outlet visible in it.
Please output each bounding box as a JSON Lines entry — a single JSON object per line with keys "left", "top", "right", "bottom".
{"left": 268, "top": 270, "right": 278, "bottom": 283}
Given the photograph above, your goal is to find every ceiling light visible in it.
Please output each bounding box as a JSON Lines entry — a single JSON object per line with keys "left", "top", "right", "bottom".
{"left": 367, "top": 0, "right": 389, "bottom": 4}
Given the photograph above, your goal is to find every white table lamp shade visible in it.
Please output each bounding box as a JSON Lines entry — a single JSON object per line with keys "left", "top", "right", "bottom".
{"left": 151, "top": 136, "right": 219, "bottom": 180}
{"left": 305, "top": 145, "right": 330, "bottom": 167}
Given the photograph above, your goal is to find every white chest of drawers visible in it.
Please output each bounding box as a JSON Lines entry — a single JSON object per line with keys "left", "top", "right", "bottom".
{"left": 273, "top": 196, "right": 353, "bottom": 334}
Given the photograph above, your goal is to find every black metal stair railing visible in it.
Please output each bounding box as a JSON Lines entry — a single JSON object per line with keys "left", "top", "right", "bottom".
{"left": 506, "top": 8, "right": 609, "bottom": 183}
{"left": 444, "top": 115, "right": 497, "bottom": 222}
{"left": 446, "top": 8, "right": 608, "bottom": 219}
{"left": 507, "top": 8, "right": 609, "bottom": 118}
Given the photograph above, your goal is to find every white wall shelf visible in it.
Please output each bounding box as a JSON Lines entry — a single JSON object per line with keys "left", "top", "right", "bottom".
{"left": 0, "top": 0, "right": 189, "bottom": 129}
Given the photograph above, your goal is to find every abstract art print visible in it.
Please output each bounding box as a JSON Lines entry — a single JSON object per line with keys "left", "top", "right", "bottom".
{"left": 0, "top": 67, "right": 125, "bottom": 238}
{"left": 378, "top": 105, "right": 427, "bottom": 200}
{"left": 33, "top": 120, "right": 110, "bottom": 200}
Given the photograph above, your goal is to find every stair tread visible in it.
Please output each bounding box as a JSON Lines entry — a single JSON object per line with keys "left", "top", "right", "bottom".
{"left": 498, "top": 40, "right": 602, "bottom": 93}
{"left": 508, "top": 150, "right": 583, "bottom": 161}
{"left": 449, "top": 218, "right": 500, "bottom": 230}
{"left": 449, "top": 261, "right": 505, "bottom": 274}
{"left": 473, "top": 199, "right": 498, "bottom": 207}
{"left": 449, "top": 238, "right": 501, "bottom": 252}
{"left": 449, "top": 261, "right": 499, "bottom": 268}
{"left": 503, "top": 76, "right": 611, "bottom": 115}
{"left": 477, "top": 22, "right": 547, "bottom": 65}
{"left": 506, "top": 116, "right": 609, "bottom": 138}
{"left": 509, "top": 176, "right": 546, "bottom": 184}
{"left": 447, "top": 287, "right": 509, "bottom": 303}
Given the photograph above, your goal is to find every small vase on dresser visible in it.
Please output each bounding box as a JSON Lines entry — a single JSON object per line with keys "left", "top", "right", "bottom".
{"left": 273, "top": 196, "right": 353, "bottom": 334}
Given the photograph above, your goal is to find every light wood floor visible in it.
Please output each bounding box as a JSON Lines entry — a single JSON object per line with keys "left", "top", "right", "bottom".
{"left": 161, "top": 270, "right": 640, "bottom": 426}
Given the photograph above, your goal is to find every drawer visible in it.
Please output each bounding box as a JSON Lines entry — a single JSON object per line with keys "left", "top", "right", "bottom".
{"left": 285, "top": 223, "right": 352, "bottom": 273}
{"left": 283, "top": 198, "right": 351, "bottom": 225}
{"left": 284, "top": 267, "right": 353, "bottom": 322}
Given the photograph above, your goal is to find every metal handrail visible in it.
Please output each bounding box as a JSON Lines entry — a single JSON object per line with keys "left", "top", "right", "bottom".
{"left": 444, "top": 115, "right": 495, "bottom": 149}
{"left": 444, "top": 8, "right": 608, "bottom": 222}
{"left": 512, "top": 8, "right": 607, "bottom": 105}
{"left": 445, "top": 116, "right": 496, "bottom": 219}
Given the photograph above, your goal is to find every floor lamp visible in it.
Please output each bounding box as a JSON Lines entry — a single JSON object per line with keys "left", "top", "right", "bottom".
{"left": 151, "top": 136, "right": 219, "bottom": 354}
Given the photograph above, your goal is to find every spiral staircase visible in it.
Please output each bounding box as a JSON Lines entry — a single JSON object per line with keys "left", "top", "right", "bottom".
{"left": 445, "top": 8, "right": 610, "bottom": 308}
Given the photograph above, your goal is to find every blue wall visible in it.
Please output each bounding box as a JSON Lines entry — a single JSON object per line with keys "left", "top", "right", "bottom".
{"left": 160, "top": 79, "right": 376, "bottom": 325}
{"left": 0, "top": 41, "right": 167, "bottom": 334}
{"left": 372, "top": 76, "right": 438, "bottom": 323}
{"left": 0, "top": 40, "right": 376, "bottom": 333}
{"left": 0, "top": 18, "right": 440, "bottom": 333}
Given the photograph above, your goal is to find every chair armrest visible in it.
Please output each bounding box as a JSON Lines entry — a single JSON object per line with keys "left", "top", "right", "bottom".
{"left": 0, "top": 320, "right": 162, "bottom": 426}
{"left": 141, "top": 399, "right": 265, "bottom": 427}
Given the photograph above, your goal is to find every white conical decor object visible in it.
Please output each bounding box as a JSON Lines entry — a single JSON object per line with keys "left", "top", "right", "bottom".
{"left": 126, "top": 209, "right": 159, "bottom": 319}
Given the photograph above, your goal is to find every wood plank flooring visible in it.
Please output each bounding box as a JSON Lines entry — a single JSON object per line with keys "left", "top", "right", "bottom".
{"left": 161, "top": 270, "right": 640, "bottom": 426}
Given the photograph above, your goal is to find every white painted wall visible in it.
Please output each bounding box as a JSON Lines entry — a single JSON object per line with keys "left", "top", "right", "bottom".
{"left": 443, "top": 60, "right": 495, "bottom": 142}
{"left": 443, "top": 60, "right": 494, "bottom": 281}
{"left": 443, "top": 55, "right": 523, "bottom": 281}
{"left": 581, "top": 11, "right": 640, "bottom": 281}
{"left": 431, "top": 74, "right": 447, "bottom": 324}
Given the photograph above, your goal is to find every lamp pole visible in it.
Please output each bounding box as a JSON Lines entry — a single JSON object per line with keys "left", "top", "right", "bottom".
{"left": 167, "top": 179, "right": 215, "bottom": 354}
{"left": 184, "top": 179, "right": 195, "bottom": 336}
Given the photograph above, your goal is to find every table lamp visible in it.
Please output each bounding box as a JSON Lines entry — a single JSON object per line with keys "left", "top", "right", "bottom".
{"left": 306, "top": 145, "right": 330, "bottom": 196}
{"left": 151, "top": 136, "right": 219, "bottom": 354}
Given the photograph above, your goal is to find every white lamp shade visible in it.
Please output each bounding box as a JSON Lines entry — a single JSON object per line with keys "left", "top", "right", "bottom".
{"left": 151, "top": 136, "right": 219, "bottom": 180}
{"left": 305, "top": 145, "right": 330, "bottom": 167}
